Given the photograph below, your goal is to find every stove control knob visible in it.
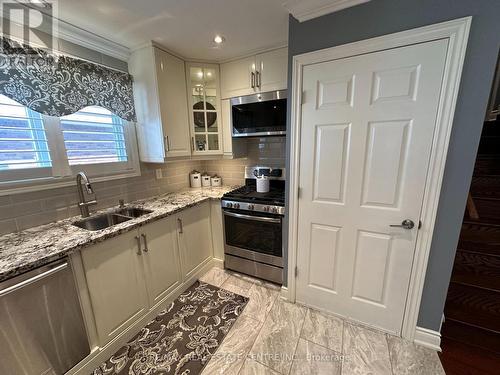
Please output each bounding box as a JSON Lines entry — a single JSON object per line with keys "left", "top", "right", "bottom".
{"left": 234, "top": 203, "right": 240, "bottom": 209}
{"left": 263, "top": 206, "right": 270, "bottom": 212}
{"left": 271, "top": 207, "right": 278, "bottom": 213}
{"left": 226, "top": 202, "right": 233, "bottom": 208}
{"left": 248, "top": 204, "right": 255, "bottom": 210}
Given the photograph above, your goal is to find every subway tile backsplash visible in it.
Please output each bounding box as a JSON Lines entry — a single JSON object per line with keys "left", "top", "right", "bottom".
{"left": 0, "top": 137, "right": 286, "bottom": 234}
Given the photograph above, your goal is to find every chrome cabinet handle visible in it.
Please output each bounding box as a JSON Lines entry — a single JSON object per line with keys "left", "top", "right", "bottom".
{"left": 141, "top": 234, "right": 149, "bottom": 252}
{"left": 256, "top": 71, "right": 261, "bottom": 88}
{"left": 251, "top": 71, "right": 255, "bottom": 89}
{"left": 135, "top": 235, "right": 142, "bottom": 255}
{"left": 177, "top": 218, "right": 183, "bottom": 234}
{"left": 390, "top": 219, "right": 415, "bottom": 230}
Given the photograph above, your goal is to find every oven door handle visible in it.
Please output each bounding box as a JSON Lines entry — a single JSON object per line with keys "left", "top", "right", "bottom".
{"left": 223, "top": 210, "right": 281, "bottom": 223}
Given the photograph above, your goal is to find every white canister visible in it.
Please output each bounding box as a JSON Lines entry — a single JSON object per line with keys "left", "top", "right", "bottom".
{"left": 211, "top": 175, "right": 222, "bottom": 187}
{"left": 201, "top": 174, "right": 211, "bottom": 187}
{"left": 189, "top": 171, "right": 201, "bottom": 188}
{"left": 256, "top": 175, "right": 270, "bottom": 193}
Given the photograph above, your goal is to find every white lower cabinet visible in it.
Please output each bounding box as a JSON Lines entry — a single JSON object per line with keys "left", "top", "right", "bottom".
{"left": 177, "top": 201, "right": 213, "bottom": 280}
{"left": 81, "top": 230, "right": 148, "bottom": 347}
{"left": 80, "top": 204, "right": 212, "bottom": 348}
{"left": 140, "top": 216, "right": 181, "bottom": 308}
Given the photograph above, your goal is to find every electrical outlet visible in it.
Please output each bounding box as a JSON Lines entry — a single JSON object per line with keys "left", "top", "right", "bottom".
{"left": 155, "top": 169, "right": 163, "bottom": 180}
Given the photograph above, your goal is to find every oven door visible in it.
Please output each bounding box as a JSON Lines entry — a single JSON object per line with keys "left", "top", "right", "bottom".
{"left": 223, "top": 210, "right": 283, "bottom": 267}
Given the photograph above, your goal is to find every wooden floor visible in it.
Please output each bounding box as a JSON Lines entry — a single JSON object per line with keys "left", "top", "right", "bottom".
{"left": 439, "top": 119, "right": 500, "bottom": 373}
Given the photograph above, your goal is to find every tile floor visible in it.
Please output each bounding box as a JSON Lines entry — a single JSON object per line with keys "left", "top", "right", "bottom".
{"left": 199, "top": 266, "right": 445, "bottom": 375}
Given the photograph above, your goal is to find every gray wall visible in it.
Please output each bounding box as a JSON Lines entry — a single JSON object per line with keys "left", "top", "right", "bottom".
{"left": 285, "top": 0, "right": 500, "bottom": 331}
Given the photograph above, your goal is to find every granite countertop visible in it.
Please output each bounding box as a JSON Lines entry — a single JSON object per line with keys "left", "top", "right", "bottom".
{"left": 0, "top": 186, "right": 239, "bottom": 283}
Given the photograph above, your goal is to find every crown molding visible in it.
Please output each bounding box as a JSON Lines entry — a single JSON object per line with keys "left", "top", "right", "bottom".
{"left": 283, "top": 0, "right": 371, "bottom": 22}
{"left": 55, "top": 19, "right": 130, "bottom": 61}
{"left": 3, "top": 2, "right": 129, "bottom": 61}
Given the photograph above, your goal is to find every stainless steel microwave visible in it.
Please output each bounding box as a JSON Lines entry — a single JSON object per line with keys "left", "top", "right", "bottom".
{"left": 231, "top": 90, "right": 287, "bottom": 137}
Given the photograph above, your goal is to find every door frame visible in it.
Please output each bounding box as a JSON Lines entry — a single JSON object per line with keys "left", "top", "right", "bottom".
{"left": 287, "top": 17, "right": 471, "bottom": 341}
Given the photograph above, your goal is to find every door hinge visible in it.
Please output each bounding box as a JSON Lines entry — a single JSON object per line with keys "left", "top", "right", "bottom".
{"left": 297, "top": 187, "right": 301, "bottom": 199}
{"left": 301, "top": 91, "right": 306, "bottom": 105}
{"left": 418, "top": 220, "right": 422, "bottom": 229}
{"left": 295, "top": 266, "right": 299, "bottom": 278}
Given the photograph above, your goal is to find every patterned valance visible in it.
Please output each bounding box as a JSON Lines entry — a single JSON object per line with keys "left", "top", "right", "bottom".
{"left": 0, "top": 37, "right": 136, "bottom": 122}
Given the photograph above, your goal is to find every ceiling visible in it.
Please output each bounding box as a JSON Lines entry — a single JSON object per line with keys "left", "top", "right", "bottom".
{"left": 55, "top": 0, "right": 289, "bottom": 61}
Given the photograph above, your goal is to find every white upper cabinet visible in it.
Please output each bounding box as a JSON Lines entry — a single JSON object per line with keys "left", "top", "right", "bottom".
{"left": 220, "top": 56, "right": 257, "bottom": 99}
{"left": 186, "top": 63, "right": 223, "bottom": 155}
{"left": 220, "top": 47, "right": 288, "bottom": 99}
{"left": 221, "top": 98, "right": 247, "bottom": 158}
{"left": 129, "top": 45, "right": 191, "bottom": 162}
{"left": 155, "top": 48, "right": 192, "bottom": 158}
{"left": 256, "top": 48, "right": 289, "bottom": 93}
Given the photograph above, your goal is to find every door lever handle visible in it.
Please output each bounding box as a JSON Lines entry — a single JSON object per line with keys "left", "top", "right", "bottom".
{"left": 390, "top": 219, "right": 415, "bottom": 230}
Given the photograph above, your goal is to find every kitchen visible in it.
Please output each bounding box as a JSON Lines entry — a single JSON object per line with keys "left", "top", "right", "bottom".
{"left": 1, "top": 1, "right": 499, "bottom": 374}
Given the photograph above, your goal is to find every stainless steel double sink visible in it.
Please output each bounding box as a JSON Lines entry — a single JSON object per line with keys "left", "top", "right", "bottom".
{"left": 73, "top": 207, "right": 153, "bottom": 231}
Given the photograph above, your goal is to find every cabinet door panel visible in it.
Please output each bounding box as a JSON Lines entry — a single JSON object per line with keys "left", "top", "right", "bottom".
{"left": 220, "top": 56, "right": 256, "bottom": 99}
{"left": 141, "top": 216, "right": 181, "bottom": 307}
{"left": 129, "top": 47, "right": 165, "bottom": 162}
{"left": 155, "top": 48, "right": 191, "bottom": 158}
{"left": 178, "top": 202, "right": 213, "bottom": 279}
{"left": 81, "top": 231, "right": 147, "bottom": 346}
{"left": 256, "top": 48, "right": 288, "bottom": 93}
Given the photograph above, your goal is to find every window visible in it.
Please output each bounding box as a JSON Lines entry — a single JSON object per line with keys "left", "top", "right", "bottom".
{"left": 61, "top": 106, "right": 128, "bottom": 166}
{"left": 0, "top": 95, "right": 51, "bottom": 170}
{"left": 0, "top": 95, "right": 139, "bottom": 190}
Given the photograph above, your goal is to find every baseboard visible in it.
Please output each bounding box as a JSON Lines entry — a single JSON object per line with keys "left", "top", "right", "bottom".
{"left": 414, "top": 326, "right": 442, "bottom": 351}
{"left": 280, "top": 286, "right": 289, "bottom": 300}
{"left": 212, "top": 257, "right": 224, "bottom": 268}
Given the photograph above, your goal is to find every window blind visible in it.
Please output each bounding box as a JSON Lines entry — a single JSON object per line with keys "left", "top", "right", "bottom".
{"left": 60, "top": 106, "right": 128, "bottom": 166}
{"left": 0, "top": 95, "right": 51, "bottom": 170}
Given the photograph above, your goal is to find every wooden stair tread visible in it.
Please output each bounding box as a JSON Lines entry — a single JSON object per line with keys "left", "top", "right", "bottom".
{"left": 474, "top": 156, "right": 500, "bottom": 176}
{"left": 441, "top": 319, "right": 500, "bottom": 355}
{"left": 439, "top": 337, "right": 500, "bottom": 375}
{"left": 458, "top": 223, "right": 500, "bottom": 256}
{"left": 451, "top": 250, "right": 500, "bottom": 290}
{"left": 464, "top": 198, "right": 500, "bottom": 225}
{"left": 444, "top": 282, "right": 500, "bottom": 333}
{"left": 462, "top": 219, "right": 500, "bottom": 228}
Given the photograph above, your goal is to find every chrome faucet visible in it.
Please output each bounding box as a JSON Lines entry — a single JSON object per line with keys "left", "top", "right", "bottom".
{"left": 76, "top": 172, "right": 97, "bottom": 217}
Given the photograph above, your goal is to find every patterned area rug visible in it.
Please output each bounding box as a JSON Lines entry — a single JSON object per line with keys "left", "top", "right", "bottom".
{"left": 92, "top": 281, "right": 248, "bottom": 375}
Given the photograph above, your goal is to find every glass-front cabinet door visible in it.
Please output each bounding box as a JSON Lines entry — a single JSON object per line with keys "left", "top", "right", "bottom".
{"left": 186, "top": 63, "right": 223, "bottom": 155}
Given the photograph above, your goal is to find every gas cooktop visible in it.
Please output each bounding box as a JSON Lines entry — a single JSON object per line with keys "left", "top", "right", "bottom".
{"left": 222, "top": 166, "right": 286, "bottom": 215}
{"left": 223, "top": 184, "right": 285, "bottom": 206}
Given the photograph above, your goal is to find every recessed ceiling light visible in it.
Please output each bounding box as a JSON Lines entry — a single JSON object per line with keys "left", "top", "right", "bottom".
{"left": 213, "top": 35, "right": 225, "bottom": 44}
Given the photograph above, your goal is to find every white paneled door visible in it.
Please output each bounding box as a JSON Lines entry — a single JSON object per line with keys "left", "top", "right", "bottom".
{"left": 296, "top": 39, "right": 448, "bottom": 334}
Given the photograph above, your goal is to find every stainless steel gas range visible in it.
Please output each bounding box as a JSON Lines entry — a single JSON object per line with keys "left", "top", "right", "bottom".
{"left": 222, "top": 166, "right": 285, "bottom": 284}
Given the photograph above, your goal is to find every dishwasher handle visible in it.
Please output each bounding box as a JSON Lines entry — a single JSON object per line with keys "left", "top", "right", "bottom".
{"left": 0, "top": 261, "right": 68, "bottom": 297}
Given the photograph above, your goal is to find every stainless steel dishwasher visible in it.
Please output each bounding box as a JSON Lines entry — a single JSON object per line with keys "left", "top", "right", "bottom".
{"left": 0, "top": 259, "right": 90, "bottom": 374}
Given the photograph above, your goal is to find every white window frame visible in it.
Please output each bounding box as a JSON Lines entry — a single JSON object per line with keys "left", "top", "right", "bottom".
{"left": 0, "top": 108, "right": 141, "bottom": 195}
